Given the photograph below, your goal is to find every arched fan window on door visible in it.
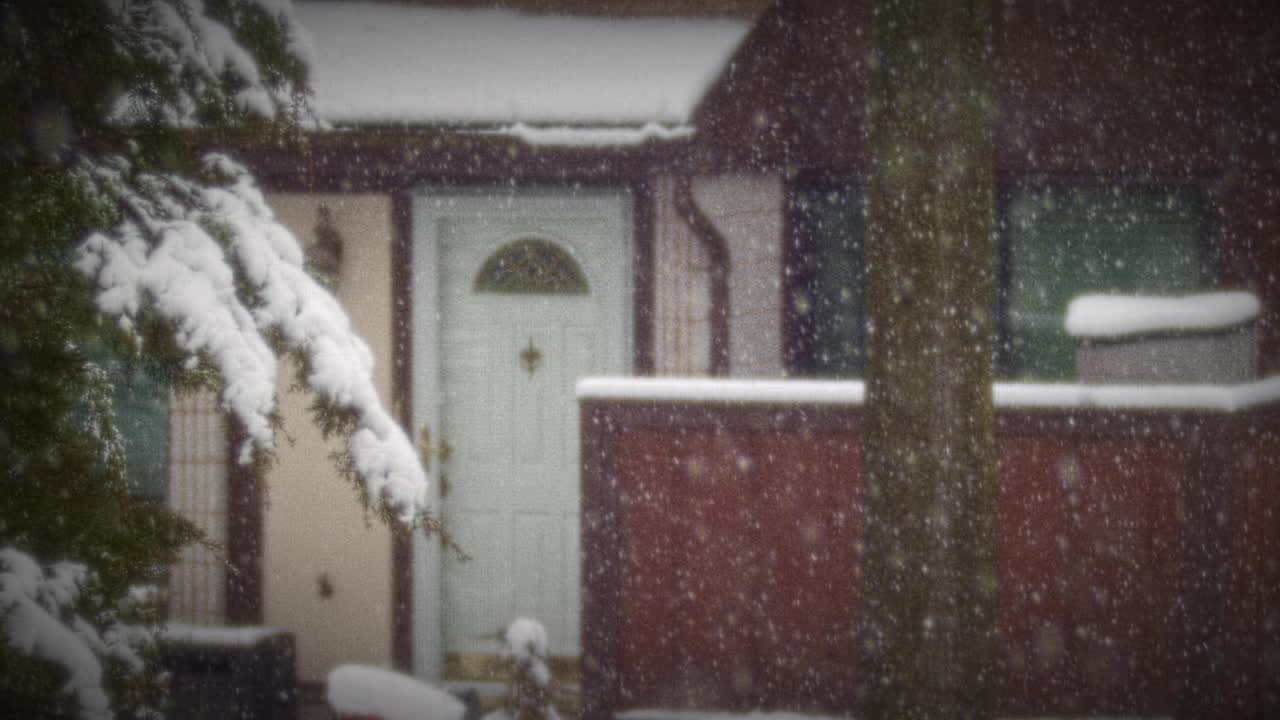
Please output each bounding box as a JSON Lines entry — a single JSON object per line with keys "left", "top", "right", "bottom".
{"left": 473, "top": 237, "right": 589, "bottom": 295}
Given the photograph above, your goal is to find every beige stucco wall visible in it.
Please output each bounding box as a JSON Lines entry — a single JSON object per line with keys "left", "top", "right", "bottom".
{"left": 262, "top": 194, "right": 396, "bottom": 683}
{"left": 652, "top": 174, "right": 786, "bottom": 377}
{"left": 693, "top": 174, "right": 785, "bottom": 377}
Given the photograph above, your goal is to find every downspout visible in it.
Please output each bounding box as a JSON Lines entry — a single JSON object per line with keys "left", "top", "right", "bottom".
{"left": 673, "top": 175, "right": 732, "bottom": 376}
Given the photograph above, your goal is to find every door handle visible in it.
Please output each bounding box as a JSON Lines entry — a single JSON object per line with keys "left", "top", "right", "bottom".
{"left": 419, "top": 425, "right": 434, "bottom": 471}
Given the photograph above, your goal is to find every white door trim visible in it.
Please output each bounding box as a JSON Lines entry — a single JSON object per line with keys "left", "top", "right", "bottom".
{"left": 410, "top": 187, "right": 632, "bottom": 679}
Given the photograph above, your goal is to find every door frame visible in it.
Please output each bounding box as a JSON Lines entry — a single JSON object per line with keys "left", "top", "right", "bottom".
{"left": 410, "top": 186, "right": 633, "bottom": 679}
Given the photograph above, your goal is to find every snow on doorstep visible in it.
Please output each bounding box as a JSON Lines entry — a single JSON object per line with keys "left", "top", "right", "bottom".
{"left": 159, "top": 623, "right": 283, "bottom": 647}
{"left": 327, "top": 664, "right": 466, "bottom": 720}
{"left": 619, "top": 711, "right": 844, "bottom": 720}
{"left": 476, "top": 121, "right": 696, "bottom": 147}
{"left": 294, "top": 2, "right": 749, "bottom": 125}
{"left": 1064, "top": 292, "right": 1260, "bottom": 339}
{"left": 619, "top": 712, "right": 1167, "bottom": 720}
{"left": 577, "top": 375, "right": 1280, "bottom": 412}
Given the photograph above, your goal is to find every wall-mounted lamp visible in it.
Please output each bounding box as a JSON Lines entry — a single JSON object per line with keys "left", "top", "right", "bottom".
{"left": 316, "top": 571, "right": 335, "bottom": 600}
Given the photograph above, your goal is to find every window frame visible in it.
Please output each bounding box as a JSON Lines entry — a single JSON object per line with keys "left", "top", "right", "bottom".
{"left": 472, "top": 236, "right": 590, "bottom": 296}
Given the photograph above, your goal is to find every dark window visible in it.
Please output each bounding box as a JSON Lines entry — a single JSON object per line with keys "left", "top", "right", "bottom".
{"left": 114, "top": 361, "right": 170, "bottom": 498}
{"left": 999, "top": 186, "right": 1202, "bottom": 379}
{"left": 785, "top": 177, "right": 866, "bottom": 377}
{"left": 787, "top": 182, "right": 1205, "bottom": 381}
{"left": 90, "top": 348, "right": 171, "bottom": 498}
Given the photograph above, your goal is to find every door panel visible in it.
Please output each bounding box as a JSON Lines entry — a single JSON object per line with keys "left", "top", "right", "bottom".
{"left": 443, "top": 300, "right": 597, "bottom": 655}
{"left": 444, "top": 511, "right": 510, "bottom": 652}
{"left": 414, "top": 190, "right": 630, "bottom": 672}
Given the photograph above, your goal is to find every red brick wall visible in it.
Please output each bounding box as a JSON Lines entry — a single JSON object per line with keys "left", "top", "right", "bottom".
{"left": 995, "top": 434, "right": 1187, "bottom": 714}
{"left": 582, "top": 400, "right": 1280, "bottom": 719}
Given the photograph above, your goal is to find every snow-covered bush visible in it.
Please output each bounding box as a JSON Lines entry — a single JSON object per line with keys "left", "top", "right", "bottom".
{"left": 485, "top": 618, "right": 559, "bottom": 720}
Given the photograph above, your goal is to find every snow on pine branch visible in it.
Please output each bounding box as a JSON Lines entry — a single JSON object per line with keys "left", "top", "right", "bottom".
{"left": 0, "top": 547, "right": 148, "bottom": 720}
{"left": 107, "top": 0, "right": 318, "bottom": 126}
{"left": 73, "top": 152, "right": 428, "bottom": 522}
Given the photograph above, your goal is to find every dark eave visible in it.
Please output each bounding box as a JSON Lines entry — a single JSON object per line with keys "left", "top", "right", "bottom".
{"left": 189, "top": 125, "right": 713, "bottom": 193}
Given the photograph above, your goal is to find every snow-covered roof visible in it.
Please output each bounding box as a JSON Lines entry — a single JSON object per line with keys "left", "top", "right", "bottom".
{"left": 1064, "top": 292, "right": 1261, "bottom": 339}
{"left": 295, "top": 2, "right": 750, "bottom": 130}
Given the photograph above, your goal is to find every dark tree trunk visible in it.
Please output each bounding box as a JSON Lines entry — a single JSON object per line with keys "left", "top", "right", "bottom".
{"left": 859, "top": 2, "right": 998, "bottom": 719}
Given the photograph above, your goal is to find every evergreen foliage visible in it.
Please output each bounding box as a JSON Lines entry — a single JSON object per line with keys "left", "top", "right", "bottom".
{"left": 0, "top": 1, "right": 337, "bottom": 716}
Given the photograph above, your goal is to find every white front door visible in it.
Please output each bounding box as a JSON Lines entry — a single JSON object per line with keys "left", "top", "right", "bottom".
{"left": 411, "top": 190, "right": 631, "bottom": 678}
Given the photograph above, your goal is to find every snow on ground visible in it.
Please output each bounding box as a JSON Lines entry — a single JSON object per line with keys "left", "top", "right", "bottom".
{"left": 498, "top": 617, "right": 557, "bottom": 718}
{"left": 294, "top": 2, "right": 749, "bottom": 126}
{"left": 577, "top": 375, "right": 1280, "bottom": 412}
{"left": 619, "top": 712, "right": 1168, "bottom": 720}
{"left": 620, "top": 711, "right": 844, "bottom": 720}
{"left": 327, "top": 664, "right": 466, "bottom": 720}
{"left": 1065, "top": 292, "right": 1260, "bottom": 339}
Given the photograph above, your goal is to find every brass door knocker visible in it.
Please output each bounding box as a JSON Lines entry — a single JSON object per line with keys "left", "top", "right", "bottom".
{"left": 520, "top": 338, "right": 542, "bottom": 376}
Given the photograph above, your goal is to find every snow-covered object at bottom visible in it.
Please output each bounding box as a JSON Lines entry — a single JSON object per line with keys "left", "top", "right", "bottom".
{"left": 327, "top": 664, "right": 466, "bottom": 720}
{"left": 479, "top": 122, "right": 695, "bottom": 147}
{"left": 493, "top": 618, "right": 558, "bottom": 720}
{"left": 504, "top": 617, "right": 549, "bottom": 665}
{"left": 504, "top": 617, "right": 553, "bottom": 691}
{"left": 1064, "top": 291, "right": 1260, "bottom": 339}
